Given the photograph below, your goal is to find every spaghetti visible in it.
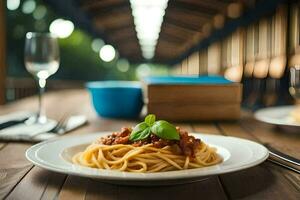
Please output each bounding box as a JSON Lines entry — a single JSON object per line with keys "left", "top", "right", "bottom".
{"left": 72, "top": 131, "right": 222, "bottom": 173}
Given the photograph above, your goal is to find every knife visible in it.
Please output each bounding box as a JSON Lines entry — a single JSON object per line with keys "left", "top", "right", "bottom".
{"left": 0, "top": 117, "right": 29, "bottom": 130}
{"left": 265, "top": 144, "right": 300, "bottom": 166}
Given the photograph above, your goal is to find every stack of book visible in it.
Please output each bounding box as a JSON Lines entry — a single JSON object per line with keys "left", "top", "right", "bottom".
{"left": 143, "top": 76, "right": 242, "bottom": 121}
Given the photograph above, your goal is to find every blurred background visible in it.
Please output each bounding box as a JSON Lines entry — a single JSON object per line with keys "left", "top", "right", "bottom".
{"left": 3, "top": 0, "right": 170, "bottom": 102}
{"left": 1, "top": 0, "right": 299, "bottom": 109}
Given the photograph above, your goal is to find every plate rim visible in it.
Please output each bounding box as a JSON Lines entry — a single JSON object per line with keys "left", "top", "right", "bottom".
{"left": 254, "top": 105, "right": 300, "bottom": 127}
{"left": 26, "top": 132, "right": 269, "bottom": 181}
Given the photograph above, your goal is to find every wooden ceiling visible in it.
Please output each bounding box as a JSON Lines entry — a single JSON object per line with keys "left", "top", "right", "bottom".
{"left": 156, "top": 0, "right": 235, "bottom": 63}
{"left": 79, "top": 0, "right": 142, "bottom": 61}
{"left": 78, "top": 0, "right": 253, "bottom": 63}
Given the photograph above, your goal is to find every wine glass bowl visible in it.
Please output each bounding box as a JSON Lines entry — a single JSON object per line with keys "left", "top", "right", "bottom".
{"left": 24, "top": 32, "right": 60, "bottom": 124}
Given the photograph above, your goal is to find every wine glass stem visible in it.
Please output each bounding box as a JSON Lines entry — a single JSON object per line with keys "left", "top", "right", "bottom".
{"left": 37, "top": 78, "right": 47, "bottom": 123}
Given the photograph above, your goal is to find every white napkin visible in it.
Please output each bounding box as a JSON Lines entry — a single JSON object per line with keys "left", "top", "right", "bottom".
{"left": 0, "top": 111, "right": 33, "bottom": 124}
{"left": 0, "top": 112, "right": 87, "bottom": 142}
{"left": 0, "top": 119, "right": 57, "bottom": 141}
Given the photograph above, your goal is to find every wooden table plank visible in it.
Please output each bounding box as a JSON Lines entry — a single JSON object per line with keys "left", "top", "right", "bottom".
{"left": 241, "top": 117, "right": 300, "bottom": 158}
{"left": 0, "top": 165, "right": 32, "bottom": 199}
{"left": 0, "top": 90, "right": 91, "bottom": 199}
{"left": 219, "top": 162, "right": 300, "bottom": 200}
{"left": 58, "top": 176, "right": 88, "bottom": 200}
{"left": 6, "top": 167, "right": 54, "bottom": 200}
{"left": 216, "top": 121, "right": 300, "bottom": 199}
{"left": 0, "top": 90, "right": 138, "bottom": 200}
{"left": 5, "top": 168, "right": 66, "bottom": 200}
{"left": 39, "top": 173, "right": 66, "bottom": 200}
{"left": 0, "top": 89, "right": 299, "bottom": 200}
{"left": 0, "top": 143, "right": 33, "bottom": 199}
{"left": 192, "top": 122, "right": 220, "bottom": 134}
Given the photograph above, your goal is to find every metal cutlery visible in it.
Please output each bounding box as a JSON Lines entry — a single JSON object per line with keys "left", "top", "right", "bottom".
{"left": 267, "top": 158, "right": 300, "bottom": 174}
{"left": 0, "top": 117, "right": 29, "bottom": 130}
{"left": 265, "top": 144, "right": 300, "bottom": 174}
{"left": 266, "top": 144, "right": 300, "bottom": 166}
{"left": 29, "top": 114, "right": 87, "bottom": 140}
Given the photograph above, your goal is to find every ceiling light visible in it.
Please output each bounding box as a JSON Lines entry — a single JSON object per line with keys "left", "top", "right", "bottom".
{"left": 130, "top": 0, "right": 168, "bottom": 60}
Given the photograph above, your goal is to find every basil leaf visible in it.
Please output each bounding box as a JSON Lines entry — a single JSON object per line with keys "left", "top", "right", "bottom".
{"left": 129, "top": 127, "right": 151, "bottom": 141}
{"left": 151, "top": 120, "right": 179, "bottom": 140}
{"left": 129, "top": 122, "right": 150, "bottom": 141}
{"left": 134, "top": 127, "right": 151, "bottom": 141}
{"left": 145, "top": 114, "right": 156, "bottom": 126}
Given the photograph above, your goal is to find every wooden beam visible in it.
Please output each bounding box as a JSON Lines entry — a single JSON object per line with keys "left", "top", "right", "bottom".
{"left": 168, "top": 1, "right": 219, "bottom": 16}
{"left": 160, "top": 26, "right": 192, "bottom": 41}
{"left": 159, "top": 34, "right": 186, "bottom": 44}
{"left": 0, "top": 0, "right": 6, "bottom": 104}
{"left": 109, "top": 28, "right": 136, "bottom": 41}
{"left": 164, "top": 15, "right": 203, "bottom": 31}
{"left": 174, "top": 0, "right": 230, "bottom": 13}
{"left": 162, "top": 23, "right": 199, "bottom": 38}
{"left": 165, "top": 9, "right": 212, "bottom": 25}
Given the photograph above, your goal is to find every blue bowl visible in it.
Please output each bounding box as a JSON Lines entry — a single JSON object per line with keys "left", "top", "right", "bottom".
{"left": 86, "top": 81, "right": 144, "bottom": 119}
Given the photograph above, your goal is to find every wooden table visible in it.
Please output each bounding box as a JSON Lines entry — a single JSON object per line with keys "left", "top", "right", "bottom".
{"left": 0, "top": 89, "right": 299, "bottom": 200}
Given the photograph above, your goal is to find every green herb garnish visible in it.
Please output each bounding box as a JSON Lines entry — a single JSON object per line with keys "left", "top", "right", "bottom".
{"left": 129, "top": 114, "right": 179, "bottom": 141}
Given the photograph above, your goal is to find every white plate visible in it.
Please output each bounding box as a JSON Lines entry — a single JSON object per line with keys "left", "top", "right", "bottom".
{"left": 26, "top": 132, "right": 268, "bottom": 186}
{"left": 254, "top": 106, "right": 300, "bottom": 132}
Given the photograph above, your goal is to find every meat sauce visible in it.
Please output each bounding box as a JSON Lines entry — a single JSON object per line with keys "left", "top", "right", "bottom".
{"left": 97, "top": 127, "right": 201, "bottom": 157}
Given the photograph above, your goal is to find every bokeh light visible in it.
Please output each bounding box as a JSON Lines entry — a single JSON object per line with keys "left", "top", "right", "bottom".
{"left": 91, "top": 39, "right": 104, "bottom": 53}
{"left": 33, "top": 5, "right": 47, "bottom": 20}
{"left": 49, "top": 19, "right": 74, "bottom": 38}
{"left": 22, "top": 0, "right": 36, "bottom": 14}
{"left": 117, "top": 59, "right": 130, "bottom": 72}
{"left": 99, "top": 45, "right": 116, "bottom": 62}
{"left": 136, "top": 63, "right": 151, "bottom": 78}
{"left": 7, "top": 0, "right": 20, "bottom": 11}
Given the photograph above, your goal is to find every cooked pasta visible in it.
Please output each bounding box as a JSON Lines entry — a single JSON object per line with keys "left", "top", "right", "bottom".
{"left": 72, "top": 115, "right": 222, "bottom": 172}
{"left": 72, "top": 139, "right": 221, "bottom": 173}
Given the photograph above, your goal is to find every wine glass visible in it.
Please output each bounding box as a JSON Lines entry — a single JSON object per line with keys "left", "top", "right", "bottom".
{"left": 24, "top": 32, "right": 60, "bottom": 124}
{"left": 289, "top": 65, "right": 300, "bottom": 100}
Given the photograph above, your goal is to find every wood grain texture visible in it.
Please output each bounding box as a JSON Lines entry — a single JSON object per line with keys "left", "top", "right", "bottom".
{"left": 192, "top": 123, "right": 220, "bottom": 134}
{"left": 146, "top": 84, "right": 242, "bottom": 104}
{"left": 148, "top": 103, "right": 240, "bottom": 121}
{"left": 0, "top": 89, "right": 300, "bottom": 200}
{"left": 216, "top": 121, "right": 300, "bottom": 199}
{"left": 7, "top": 167, "right": 53, "bottom": 200}
{"left": 194, "top": 121, "right": 300, "bottom": 199}
{"left": 0, "top": 165, "right": 32, "bottom": 199}
{"left": 58, "top": 176, "right": 88, "bottom": 200}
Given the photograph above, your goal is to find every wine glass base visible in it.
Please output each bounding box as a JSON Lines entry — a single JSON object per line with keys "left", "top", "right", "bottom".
{"left": 37, "top": 115, "right": 47, "bottom": 124}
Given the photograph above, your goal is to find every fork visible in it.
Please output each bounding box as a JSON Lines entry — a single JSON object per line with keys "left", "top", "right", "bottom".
{"left": 50, "top": 113, "right": 71, "bottom": 134}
